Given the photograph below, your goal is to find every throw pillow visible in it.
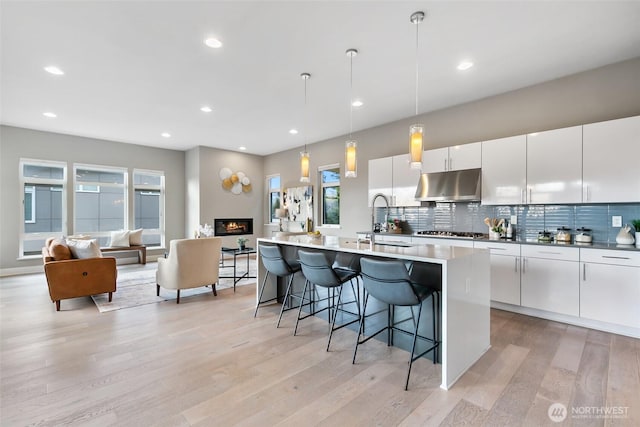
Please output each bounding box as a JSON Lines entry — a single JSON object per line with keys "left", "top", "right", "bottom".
{"left": 48, "top": 238, "right": 72, "bottom": 261}
{"left": 129, "top": 228, "right": 143, "bottom": 246}
{"left": 109, "top": 230, "right": 130, "bottom": 247}
{"left": 66, "top": 239, "right": 102, "bottom": 259}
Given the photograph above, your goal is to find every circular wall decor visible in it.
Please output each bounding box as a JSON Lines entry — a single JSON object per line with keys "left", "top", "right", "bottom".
{"left": 219, "top": 168, "right": 251, "bottom": 194}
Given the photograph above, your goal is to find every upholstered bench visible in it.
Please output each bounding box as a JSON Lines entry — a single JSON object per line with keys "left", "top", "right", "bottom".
{"left": 100, "top": 245, "right": 147, "bottom": 264}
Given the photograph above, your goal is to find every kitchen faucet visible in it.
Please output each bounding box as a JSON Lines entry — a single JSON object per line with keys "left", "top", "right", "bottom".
{"left": 370, "top": 192, "right": 390, "bottom": 247}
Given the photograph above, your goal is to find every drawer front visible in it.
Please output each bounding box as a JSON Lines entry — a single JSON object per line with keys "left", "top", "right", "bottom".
{"left": 580, "top": 248, "right": 640, "bottom": 267}
{"left": 521, "top": 244, "right": 579, "bottom": 261}
{"left": 414, "top": 237, "right": 474, "bottom": 248}
{"left": 474, "top": 241, "right": 520, "bottom": 256}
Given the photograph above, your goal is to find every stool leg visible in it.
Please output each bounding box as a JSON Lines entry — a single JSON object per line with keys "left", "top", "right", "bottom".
{"left": 293, "top": 280, "right": 310, "bottom": 336}
{"left": 253, "top": 271, "right": 270, "bottom": 317}
{"left": 276, "top": 273, "right": 295, "bottom": 328}
{"left": 405, "top": 302, "right": 423, "bottom": 391}
{"left": 326, "top": 285, "right": 344, "bottom": 352}
{"left": 352, "top": 292, "right": 369, "bottom": 364}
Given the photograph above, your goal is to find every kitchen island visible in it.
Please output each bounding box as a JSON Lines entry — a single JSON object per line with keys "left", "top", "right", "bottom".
{"left": 256, "top": 235, "right": 491, "bottom": 390}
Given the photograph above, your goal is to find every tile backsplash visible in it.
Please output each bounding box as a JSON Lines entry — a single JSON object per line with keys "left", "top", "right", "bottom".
{"left": 377, "top": 203, "right": 640, "bottom": 244}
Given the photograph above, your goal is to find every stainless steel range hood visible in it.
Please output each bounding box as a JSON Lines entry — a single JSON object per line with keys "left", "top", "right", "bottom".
{"left": 414, "top": 168, "right": 481, "bottom": 202}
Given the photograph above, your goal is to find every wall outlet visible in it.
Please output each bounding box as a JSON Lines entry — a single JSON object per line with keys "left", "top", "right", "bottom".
{"left": 612, "top": 216, "right": 622, "bottom": 227}
{"left": 510, "top": 215, "right": 518, "bottom": 225}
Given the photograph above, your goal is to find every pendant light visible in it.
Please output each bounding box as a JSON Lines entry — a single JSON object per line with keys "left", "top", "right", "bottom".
{"left": 345, "top": 48, "right": 358, "bottom": 178}
{"left": 409, "top": 11, "right": 425, "bottom": 169}
{"left": 300, "top": 72, "right": 311, "bottom": 183}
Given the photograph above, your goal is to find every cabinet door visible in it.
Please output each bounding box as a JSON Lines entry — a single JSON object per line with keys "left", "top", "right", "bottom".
{"left": 392, "top": 154, "right": 421, "bottom": 206}
{"left": 490, "top": 254, "right": 521, "bottom": 305}
{"left": 368, "top": 157, "right": 393, "bottom": 207}
{"left": 580, "top": 262, "right": 640, "bottom": 328}
{"left": 422, "top": 147, "right": 449, "bottom": 173}
{"left": 449, "top": 142, "right": 481, "bottom": 171}
{"left": 521, "top": 257, "right": 579, "bottom": 316}
{"left": 583, "top": 115, "right": 640, "bottom": 203}
{"left": 526, "top": 126, "right": 582, "bottom": 204}
{"left": 481, "top": 135, "right": 526, "bottom": 205}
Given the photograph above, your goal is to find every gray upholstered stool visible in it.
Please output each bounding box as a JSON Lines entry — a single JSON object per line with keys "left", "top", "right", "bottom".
{"left": 295, "top": 250, "right": 360, "bottom": 351}
{"left": 353, "top": 257, "right": 440, "bottom": 390}
{"left": 254, "top": 244, "right": 301, "bottom": 328}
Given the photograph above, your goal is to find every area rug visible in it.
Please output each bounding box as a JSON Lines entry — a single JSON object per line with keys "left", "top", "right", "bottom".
{"left": 91, "top": 258, "right": 257, "bottom": 313}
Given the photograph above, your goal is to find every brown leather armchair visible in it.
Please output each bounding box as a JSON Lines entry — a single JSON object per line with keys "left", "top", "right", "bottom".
{"left": 42, "top": 243, "right": 117, "bottom": 311}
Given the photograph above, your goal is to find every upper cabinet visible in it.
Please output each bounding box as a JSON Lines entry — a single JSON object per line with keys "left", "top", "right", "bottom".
{"left": 583, "top": 115, "right": 640, "bottom": 203}
{"left": 422, "top": 142, "right": 481, "bottom": 173}
{"left": 368, "top": 154, "right": 421, "bottom": 207}
{"left": 526, "top": 126, "right": 583, "bottom": 204}
{"left": 481, "top": 135, "right": 527, "bottom": 205}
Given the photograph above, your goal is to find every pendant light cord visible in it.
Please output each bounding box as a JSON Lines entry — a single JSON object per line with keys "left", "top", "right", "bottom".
{"left": 304, "top": 74, "right": 308, "bottom": 152}
{"left": 349, "top": 52, "right": 354, "bottom": 139}
{"left": 415, "top": 17, "right": 419, "bottom": 116}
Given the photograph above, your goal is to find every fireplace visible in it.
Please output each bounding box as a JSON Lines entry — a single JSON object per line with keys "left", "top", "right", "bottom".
{"left": 214, "top": 218, "right": 253, "bottom": 236}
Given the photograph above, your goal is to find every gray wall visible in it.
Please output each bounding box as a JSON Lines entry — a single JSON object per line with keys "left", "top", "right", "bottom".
{"left": 186, "top": 146, "right": 264, "bottom": 249}
{"left": 0, "top": 126, "right": 186, "bottom": 270}
{"left": 263, "top": 57, "right": 640, "bottom": 238}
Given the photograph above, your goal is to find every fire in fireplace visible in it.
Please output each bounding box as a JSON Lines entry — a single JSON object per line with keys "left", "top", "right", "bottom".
{"left": 214, "top": 218, "right": 253, "bottom": 236}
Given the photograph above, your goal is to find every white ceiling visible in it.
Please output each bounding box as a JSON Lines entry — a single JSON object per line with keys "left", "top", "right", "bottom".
{"left": 2, "top": 1, "right": 640, "bottom": 156}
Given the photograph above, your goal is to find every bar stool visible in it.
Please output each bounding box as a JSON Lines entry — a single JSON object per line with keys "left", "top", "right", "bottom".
{"left": 295, "top": 250, "right": 360, "bottom": 351}
{"left": 353, "top": 257, "right": 440, "bottom": 390}
{"left": 254, "top": 244, "right": 301, "bottom": 328}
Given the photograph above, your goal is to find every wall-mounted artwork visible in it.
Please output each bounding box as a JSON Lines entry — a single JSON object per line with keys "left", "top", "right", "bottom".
{"left": 219, "top": 168, "right": 252, "bottom": 194}
{"left": 283, "top": 185, "right": 313, "bottom": 230}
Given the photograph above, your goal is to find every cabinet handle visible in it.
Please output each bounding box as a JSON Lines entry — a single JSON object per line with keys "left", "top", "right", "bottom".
{"left": 521, "top": 188, "right": 525, "bottom": 204}
{"left": 444, "top": 158, "right": 448, "bottom": 171}
{"left": 488, "top": 247, "right": 507, "bottom": 251}
{"left": 583, "top": 263, "right": 586, "bottom": 281}
{"left": 529, "top": 188, "right": 532, "bottom": 203}
{"left": 522, "top": 257, "right": 526, "bottom": 274}
{"left": 602, "top": 255, "right": 631, "bottom": 260}
{"left": 449, "top": 157, "right": 452, "bottom": 170}
{"left": 515, "top": 257, "right": 518, "bottom": 272}
{"left": 538, "top": 251, "right": 562, "bottom": 255}
{"left": 585, "top": 185, "right": 590, "bottom": 202}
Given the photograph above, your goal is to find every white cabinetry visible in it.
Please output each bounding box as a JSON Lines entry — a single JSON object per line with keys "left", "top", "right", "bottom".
{"left": 422, "top": 142, "right": 481, "bottom": 173}
{"left": 580, "top": 249, "right": 640, "bottom": 329}
{"left": 583, "top": 115, "right": 640, "bottom": 203}
{"left": 414, "top": 237, "right": 474, "bottom": 248}
{"left": 481, "top": 135, "right": 526, "bottom": 205}
{"left": 520, "top": 245, "right": 579, "bottom": 316}
{"left": 474, "top": 242, "right": 521, "bottom": 305}
{"left": 526, "top": 126, "right": 582, "bottom": 204}
{"left": 368, "top": 154, "right": 420, "bottom": 207}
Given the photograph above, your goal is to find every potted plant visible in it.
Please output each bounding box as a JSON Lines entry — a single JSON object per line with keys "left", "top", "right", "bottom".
{"left": 237, "top": 237, "right": 248, "bottom": 250}
{"left": 631, "top": 219, "right": 640, "bottom": 247}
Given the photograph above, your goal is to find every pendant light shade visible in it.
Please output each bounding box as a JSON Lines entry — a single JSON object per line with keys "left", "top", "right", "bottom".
{"left": 300, "top": 150, "right": 310, "bottom": 182}
{"left": 300, "top": 72, "right": 311, "bottom": 182}
{"left": 409, "top": 11, "right": 425, "bottom": 170}
{"left": 345, "top": 48, "right": 358, "bottom": 178}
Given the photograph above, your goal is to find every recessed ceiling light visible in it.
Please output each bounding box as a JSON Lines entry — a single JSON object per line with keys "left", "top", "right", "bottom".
{"left": 161, "top": 132, "right": 171, "bottom": 138}
{"left": 44, "top": 66, "right": 64, "bottom": 75}
{"left": 238, "top": 146, "right": 247, "bottom": 151}
{"left": 43, "top": 112, "right": 57, "bottom": 118}
{"left": 200, "top": 106, "right": 212, "bottom": 113}
{"left": 352, "top": 100, "right": 363, "bottom": 107}
{"left": 457, "top": 61, "right": 474, "bottom": 71}
{"left": 204, "top": 37, "right": 223, "bottom": 48}
{"left": 289, "top": 129, "right": 298, "bottom": 135}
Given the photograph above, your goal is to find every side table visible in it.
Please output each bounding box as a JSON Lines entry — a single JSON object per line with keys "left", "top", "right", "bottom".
{"left": 220, "top": 246, "right": 257, "bottom": 292}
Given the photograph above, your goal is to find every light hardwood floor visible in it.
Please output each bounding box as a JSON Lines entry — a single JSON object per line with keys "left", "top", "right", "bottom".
{"left": 1, "top": 265, "right": 639, "bottom": 426}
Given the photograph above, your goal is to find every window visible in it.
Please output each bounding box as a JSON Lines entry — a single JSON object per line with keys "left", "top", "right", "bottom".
{"left": 133, "top": 169, "right": 164, "bottom": 247}
{"left": 267, "top": 175, "right": 281, "bottom": 223}
{"left": 19, "top": 159, "right": 66, "bottom": 256}
{"left": 74, "top": 164, "right": 127, "bottom": 247}
{"left": 319, "top": 165, "right": 340, "bottom": 226}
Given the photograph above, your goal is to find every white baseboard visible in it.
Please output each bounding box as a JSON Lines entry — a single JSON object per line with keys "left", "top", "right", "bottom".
{"left": 0, "top": 265, "right": 44, "bottom": 277}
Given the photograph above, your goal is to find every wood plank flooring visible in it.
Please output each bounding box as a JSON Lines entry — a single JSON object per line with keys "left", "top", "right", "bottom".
{"left": 1, "top": 264, "right": 639, "bottom": 426}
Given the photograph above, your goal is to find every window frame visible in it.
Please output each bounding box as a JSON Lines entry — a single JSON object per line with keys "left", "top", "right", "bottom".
{"left": 133, "top": 168, "right": 165, "bottom": 249}
{"left": 318, "top": 164, "right": 341, "bottom": 227}
{"left": 24, "top": 186, "right": 36, "bottom": 223}
{"left": 19, "top": 158, "right": 67, "bottom": 258}
{"left": 266, "top": 174, "right": 281, "bottom": 224}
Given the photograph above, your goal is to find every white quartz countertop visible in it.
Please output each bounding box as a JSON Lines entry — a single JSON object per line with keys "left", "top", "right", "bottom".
{"left": 257, "top": 235, "right": 483, "bottom": 264}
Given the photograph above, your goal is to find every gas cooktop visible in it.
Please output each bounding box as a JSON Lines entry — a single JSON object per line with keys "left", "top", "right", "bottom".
{"left": 415, "top": 230, "right": 486, "bottom": 239}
